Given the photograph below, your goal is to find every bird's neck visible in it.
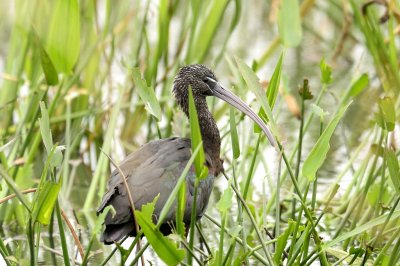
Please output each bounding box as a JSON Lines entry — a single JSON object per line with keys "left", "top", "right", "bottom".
{"left": 198, "top": 101, "right": 221, "bottom": 160}
{"left": 183, "top": 100, "right": 222, "bottom": 173}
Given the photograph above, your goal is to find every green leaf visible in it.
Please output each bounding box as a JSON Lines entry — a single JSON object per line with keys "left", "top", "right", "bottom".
{"left": 348, "top": 74, "right": 369, "bottom": 98}
{"left": 141, "top": 194, "right": 159, "bottom": 218}
{"left": 39, "top": 102, "right": 63, "bottom": 167}
{"left": 386, "top": 149, "right": 400, "bottom": 193}
{"left": 31, "top": 144, "right": 61, "bottom": 223}
{"left": 274, "top": 219, "right": 295, "bottom": 264}
{"left": 229, "top": 107, "right": 240, "bottom": 159}
{"left": 341, "top": 72, "right": 369, "bottom": 109}
{"left": 46, "top": 0, "right": 80, "bottom": 73}
{"left": 39, "top": 102, "right": 53, "bottom": 153}
{"left": 188, "top": 87, "right": 208, "bottom": 179}
{"left": 94, "top": 206, "right": 112, "bottom": 234}
{"left": 32, "top": 180, "right": 61, "bottom": 225}
{"left": 132, "top": 68, "right": 162, "bottom": 121}
{"left": 302, "top": 101, "right": 352, "bottom": 181}
{"left": 278, "top": 0, "right": 302, "bottom": 47}
{"left": 267, "top": 53, "right": 284, "bottom": 107}
{"left": 135, "top": 196, "right": 186, "bottom": 266}
{"left": 377, "top": 96, "right": 395, "bottom": 131}
{"left": 319, "top": 58, "right": 333, "bottom": 85}
{"left": 33, "top": 29, "right": 58, "bottom": 85}
{"left": 176, "top": 181, "right": 186, "bottom": 236}
{"left": 216, "top": 186, "right": 233, "bottom": 213}
{"left": 349, "top": 246, "right": 365, "bottom": 256}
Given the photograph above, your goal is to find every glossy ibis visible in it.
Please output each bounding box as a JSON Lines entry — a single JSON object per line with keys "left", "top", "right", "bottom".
{"left": 97, "top": 64, "right": 275, "bottom": 244}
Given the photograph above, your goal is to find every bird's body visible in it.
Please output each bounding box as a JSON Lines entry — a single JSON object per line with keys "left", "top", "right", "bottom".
{"left": 97, "top": 64, "right": 275, "bottom": 244}
{"left": 97, "top": 137, "right": 217, "bottom": 244}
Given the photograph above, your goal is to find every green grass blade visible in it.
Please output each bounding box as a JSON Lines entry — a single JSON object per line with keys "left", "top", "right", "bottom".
{"left": 274, "top": 219, "right": 295, "bottom": 264}
{"left": 46, "top": 0, "right": 80, "bottom": 73}
{"left": 302, "top": 101, "right": 352, "bottom": 181}
{"left": 324, "top": 210, "right": 400, "bottom": 250}
{"left": 0, "top": 166, "right": 31, "bottom": 212}
{"left": 55, "top": 202, "right": 70, "bottom": 266}
{"left": 343, "top": 73, "right": 369, "bottom": 102}
{"left": 146, "top": 0, "right": 169, "bottom": 82}
{"left": 267, "top": 52, "right": 283, "bottom": 108}
{"left": 255, "top": 52, "right": 283, "bottom": 133}
{"left": 32, "top": 29, "right": 58, "bottom": 86}
{"left": 39, "top": 102, "right": 63, "bottom": 167}
{"left": 38, "top": 102, "right": 53, "bottom": 153}
{"left": 386, "top": 149, "right": 400, "bottom": 193}
{"left": 229, "top": 107, "right": 240, "bottom": 159}
{"left": 188, "top": 86, "right": 208, "bottom": 179}
{"left": 176, "top": 181, "right": 186, "bottom": 236}
{"left": 278, "top": 0, "right": 302, "bottom": 47}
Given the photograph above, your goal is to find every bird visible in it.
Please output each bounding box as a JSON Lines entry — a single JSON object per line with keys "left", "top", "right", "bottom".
{"left": 97, "top": 64, "right": 275, "bottom": 244}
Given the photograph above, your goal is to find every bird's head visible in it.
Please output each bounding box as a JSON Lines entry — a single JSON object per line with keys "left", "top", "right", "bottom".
{"left": 172, "top": 64, "right": 277, "bottom": 148}
{"left": 173, "top": 64, "right": 218, "bottom": 104}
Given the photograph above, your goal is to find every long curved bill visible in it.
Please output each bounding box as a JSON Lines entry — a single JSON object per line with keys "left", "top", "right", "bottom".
{"left": 211, "top": 82, "right": 277, "bottom": 149}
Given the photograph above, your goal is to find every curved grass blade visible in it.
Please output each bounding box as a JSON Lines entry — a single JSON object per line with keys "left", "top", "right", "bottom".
{"left": 323, "top": 210, "right": 400, "bottom": 250}
{"left": 302, "top": 101, "right": 352, "bottom": 181}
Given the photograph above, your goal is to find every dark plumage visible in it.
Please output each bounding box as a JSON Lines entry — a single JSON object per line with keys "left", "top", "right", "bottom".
{"left": 97, "top": 64, "right": 274, "bottom": 244}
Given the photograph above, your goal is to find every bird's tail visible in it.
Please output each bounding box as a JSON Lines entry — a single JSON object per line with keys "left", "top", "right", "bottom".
{"left": 100, "top": 222, "right": 134, "bottom": 245}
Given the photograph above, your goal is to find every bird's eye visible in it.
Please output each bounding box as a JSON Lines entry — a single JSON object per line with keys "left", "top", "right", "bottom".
{"left": 203, "top": 78, "right": 209, "bottom": 83}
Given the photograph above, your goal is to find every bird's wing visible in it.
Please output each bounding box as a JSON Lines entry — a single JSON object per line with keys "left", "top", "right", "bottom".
{"left": 97, "top": 137, "right": 194, "bottom": 224}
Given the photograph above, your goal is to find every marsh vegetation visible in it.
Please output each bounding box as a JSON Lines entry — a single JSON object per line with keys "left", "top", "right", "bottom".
{"left": 0, "top": 0, "right": 400, "bottom": 265}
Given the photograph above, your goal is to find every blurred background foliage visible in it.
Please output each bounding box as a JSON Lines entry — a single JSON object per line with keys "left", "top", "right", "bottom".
{"left": 0, "top": 0, "right": 400, "bottom": 265}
